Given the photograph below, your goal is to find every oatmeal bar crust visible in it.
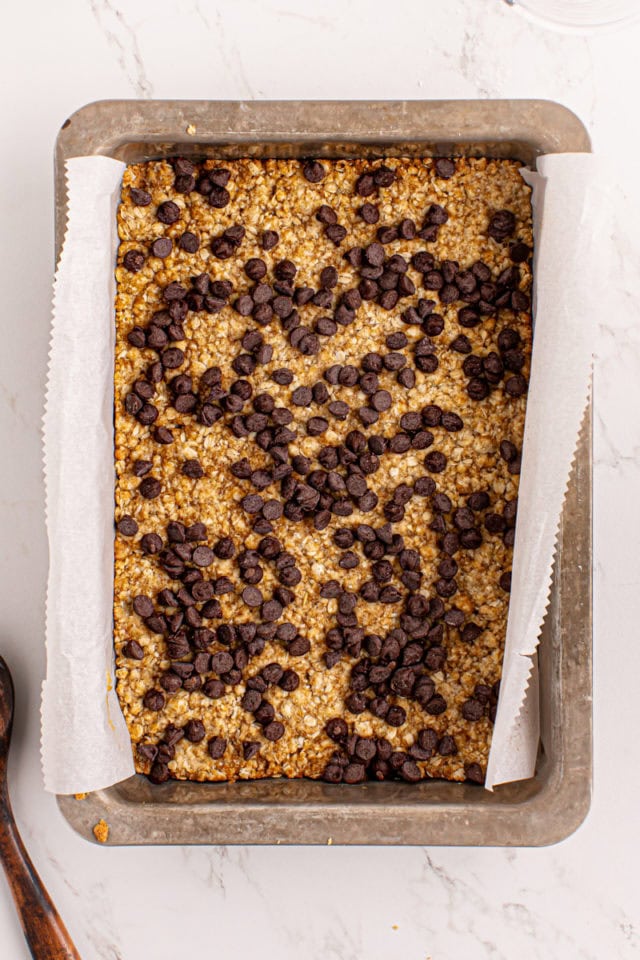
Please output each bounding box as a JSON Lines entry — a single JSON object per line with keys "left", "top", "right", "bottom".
{"left": 114, "top": 156, "right": 532, "bottom": 784}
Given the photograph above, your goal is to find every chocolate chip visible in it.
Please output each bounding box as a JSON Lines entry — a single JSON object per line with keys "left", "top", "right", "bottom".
{"left": 505, "top": 375, "right": 527, "bottom": 397}
{"left": 422, "top": 314, "right": 444, "bottom": 339}
{"left": 156, "top": 200, "right": 180, "bottom": 224}
{"left": 396, "top": 217, "right": 415, "bottom": 240}
{"left": 134, "top": 400, "right": 157, "bottom": 426}
{"left": 329, "top": 368, "right": 354, "bottom": 392}
{"left": 272, "top": 295, "right": 294, "bottom": 319}
{"left": 139, "top": 477, "right": 161, "bottom": 499}
{"left": 436, "top": 735, "right": 456, "bottom": 756}
{"left": 467, "top": 490, "right": 491, "bottom": 510}
{"left": 467, "top": 378, "right": 490, "bottom": 401}
{"left": 240, "top": 586, "right": 262, "bottom": 609}
{"left": 204, "top": 183, "right": 230, "bottom": 208}
{"left": 183, "top": 719, "right": 206, "bottom": 743}
{"left": 457, "top": 306, "right": 480, "bottom": 329}
{"left": 355, "top": 201, "right": 378, "bottom": 224}
{"left": 386, "top": 332, "right": 408, "bottom": 351}
{"left": 116, "top": 514, "right": 139, "bottom": 537}
{"left": 316, "top": 204, "right": 337, "bottom": 226}
{"left": 200, "top": 679, "right": 224, "bottom": 702}
{"left": 160, "top": 347, "right": 185, "bottom": 370}
{"left": 174, "top": 173, "right": 195, "bottom": 193}
{"left": 442, "top": 412, "right": 463, "bottom": 432}
{"left": 503, "top": 348, "right": 525, "bottom": 373}
{"left": 307, "top": 416, "right": 328, "bottom": 436}
{"left": 325, "top": 224, "right": 347, "bottom": 245}
{"left": 461, "top": 623, "right": 483, "bottom": 644}
{"left": 122, "top": 639, "right": 144, "bottom": 660}
{"left": 123, "top": 249, "right": 145, "bottom": 272}
{"left": 461, "top": 699, "right": 485, "bottom": 722}
{"left": 364, "top": 241, "right": 384, "bottom": 267}
{"left": 488, "top": 209, "right": 516, "bottom": 242}
{"left": 263, "top": 720, "right": 285, "bottom": 742}
{"left": 345, "top": 692, "right": 366, "bottom": 714}
{"left": 138, "top": 533, "right": 162, "bottom": 557}
{"left": 182, "top": 459, "right": 204, "bottom": 480}
{"left": 260, "top": 229, "right": 279, "bottom": 250}
{"left": 268, "top": 368, "right": 293, "bottom": 389}
{"left": 259, "top": 500, "right": 281, "bottom": 522}
{"left": 261, "top": 599, "right": 283, "bottom": 622}
{"left": 331, "top": 760, "right": 361, "bottom": 785}
{"left": 209, "top": 651, "right": 234, "bottom": 676}
{"left": 355, "top": 173, "right": 376, "bottom": 197}
{"left": 458, "top": 762, "right": 484, "bottom": 787}
{"left": 377, "top": 225, "right": 398, "bottom": 245}
{"left": 292, "top": 386, "right": 312, "bottom": 406}
{"left": 271, "top": 668, "right": 297, "bottom": 694}
{"left": 242, "top": 741, "right": 260, "bottom": 761}
{"left": 150, "top": 237, "right": 172, "bottom": 259}
{"left": 127, "top": 326, "right": 147, "bottom": 348}
{"left": 509, "top": 242, "right": 530, "bottom": 263}
{"left": 371, "top": 165, "right": 394, "bottom": 188}
{"left": 320, "top": 266, "right": 338, "bottom": 289}
{"left": 244, "top": 257, "right": 267, "bottom": 280}
{"left": 423, "top": 694, "right": 446, "bottom": 716}
{"left": 499, "top": 440, "right": 518, "bottom": 463}
{"left": 367, "top": 390, "right": 389, "bottom": 414}
{"left": 377, "top": 290, "right": 397, "bottom": 311}
{"left": 150, "top": 425, "right": 172, "bottom": 446}
{"left": 176, "top": 231, "right": 198, "bottom": 254}
{"left": 386, "top": 705, "right": 407, "bottom": 727}
{"left": 242, "top": 689, "right": 262, "bottom": 713}
{"left": 130, "top": 187, "right": 151, "bottom": 206}
{"left": 434, "top": 158, "right": 455, "bottom": 179}
{"left": 303, "top": 160, "right": 326, "bottom": 182}
{"left": 449, "top": 335, "right": 470, "bottom": 356}
{"left": 424, "top": 451, "right": 446, "bottom": 473}
{"left": 431, "top": 492, "right": 451, "bottom": 514}
{"left": 203, "top": 736, "right": 226, "bottom": 760}
{"left": 192, "top": 545, "right": 214, "bottom": 567}
{"left": 210, "top": 236, "right": 235, "bottom": 259}
{"left": 143, "top": 689, "right": 165, "bottom": 711}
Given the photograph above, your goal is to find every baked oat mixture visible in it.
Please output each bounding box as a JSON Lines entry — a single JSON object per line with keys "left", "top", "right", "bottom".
{"left": 113, "top": 155, "right": 532, "bottom": 787}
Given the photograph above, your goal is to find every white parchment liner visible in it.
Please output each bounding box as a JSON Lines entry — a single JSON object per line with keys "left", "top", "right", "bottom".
{"left": 42, "top": 154, "right": 598, "bottom": 795}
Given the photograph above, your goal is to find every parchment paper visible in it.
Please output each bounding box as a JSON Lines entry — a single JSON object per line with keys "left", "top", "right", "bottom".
{"left": 486, "top": 154, "right": 598, "bottom": 788}
{"left": 41, "top": 153, "right": 597, "bottom": 795}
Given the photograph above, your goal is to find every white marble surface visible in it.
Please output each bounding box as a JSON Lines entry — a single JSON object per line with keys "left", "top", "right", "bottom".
{"left": 1, "top": 1, "right": 639, "bottom": 957}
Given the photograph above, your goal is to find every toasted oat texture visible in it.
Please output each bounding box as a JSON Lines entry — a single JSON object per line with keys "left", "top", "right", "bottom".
{"left": 114, "top": 157, "right": 532, "bottom": 786}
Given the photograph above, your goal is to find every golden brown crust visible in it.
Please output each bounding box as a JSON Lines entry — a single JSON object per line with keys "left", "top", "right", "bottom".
{"left": 113, "top": 157, "right": 532, "bottom": 784}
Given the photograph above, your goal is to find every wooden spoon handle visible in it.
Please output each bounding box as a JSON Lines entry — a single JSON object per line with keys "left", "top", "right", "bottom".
{"left": 0, "top": 796, "right": 80, "bottom": 960}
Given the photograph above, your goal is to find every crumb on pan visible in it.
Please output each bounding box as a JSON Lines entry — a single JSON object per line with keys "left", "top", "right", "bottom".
{"left": 92, "top": 819, "right": 110, "bottom": 843}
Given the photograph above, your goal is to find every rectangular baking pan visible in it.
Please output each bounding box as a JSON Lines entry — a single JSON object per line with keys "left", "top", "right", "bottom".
{"left": 55, "top": 100, "right": 592, "bottom": 846}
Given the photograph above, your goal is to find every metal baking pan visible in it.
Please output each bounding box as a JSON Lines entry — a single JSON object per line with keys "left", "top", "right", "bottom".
{"left": 54, "top": 100, "right": 592, "bottom": 846}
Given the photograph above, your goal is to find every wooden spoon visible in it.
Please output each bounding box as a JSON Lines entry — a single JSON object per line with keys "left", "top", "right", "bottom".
{"left": 0, "top": 655, "right": 81, "bottom": 959}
